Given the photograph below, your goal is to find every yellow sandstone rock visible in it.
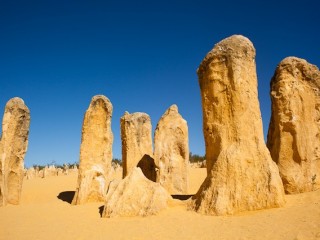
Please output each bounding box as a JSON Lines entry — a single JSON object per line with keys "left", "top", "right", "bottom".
{"left": 0, "top": 97, "right": 30, "bottom": 206}
{"left": 154, "top": 104, "right": 189, "bottom": 194}
{"left": 267, "top": 57, "right": 320, "bottom": 193}
{"left": 120, "top": 112, "right": 156, "bottom": 181}
{"left": 72, "top": 95, "right": 113, "bottom": 204}
{"left": 189, "top": 35, "right": 285, "bottom": 215}
{"left": 102, "top": 167, "right": 172, "bottom": 218}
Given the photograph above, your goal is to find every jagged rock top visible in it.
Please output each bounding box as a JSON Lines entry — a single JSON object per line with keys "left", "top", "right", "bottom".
{"left": 197, "top": 35, "right": 255, "bottom": 78}
{"left": 5, "top": 97, "right": 30, "bottom": 113}
{"left": 121, "top": 112, "right": 150, "bottom": 122}
{"left": 162, "top": 104, "right": 179, "bottom": 117}
{"left": 271, "top": 57, "right": 320, "bottom": 90}
{"left": 156, "top": 104, "right": 186, "bottom": 127}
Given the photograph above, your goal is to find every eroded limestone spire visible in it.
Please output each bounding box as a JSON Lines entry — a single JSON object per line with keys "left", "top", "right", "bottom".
{"left": 72, "top": 95, "right": 113, "bottom": 205}
{"left": 120, "top": 112, "right": 156, "bottom": 181}
{"left": 267, "top": 57, "right": 320, "bottom": 193}
{"left": 154, "top": 104, "right": 189, "bottom": 194}
{"left": 0, "top": 97, "right": 30, "bottom": 206}
{"left": 189, "top": 35, "right": 285, "bottom": 215}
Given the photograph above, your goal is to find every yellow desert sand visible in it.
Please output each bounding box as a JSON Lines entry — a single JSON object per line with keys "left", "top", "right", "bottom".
{"left": 0, "top": 167, "right": 320, "bottom": 240}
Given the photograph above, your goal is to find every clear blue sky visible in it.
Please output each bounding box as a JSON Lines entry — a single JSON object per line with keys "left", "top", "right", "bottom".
{"left": 1, "top": 0, "right": 319, "bottom": 167}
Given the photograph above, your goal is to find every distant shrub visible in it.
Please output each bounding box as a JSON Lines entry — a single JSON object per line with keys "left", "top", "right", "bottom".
{"left": 69, "top": 162, "right": 79, "bottom": 168}
{"left": 189, "top": 152, "right": 205, "bottom": 163}
{"left": 32, "top": 164, "right": 45, "bottom": 170}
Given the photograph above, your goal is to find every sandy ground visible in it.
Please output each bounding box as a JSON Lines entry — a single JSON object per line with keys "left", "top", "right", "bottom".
{"left": 1, "top": 168, "right": 320, "bottom": 240}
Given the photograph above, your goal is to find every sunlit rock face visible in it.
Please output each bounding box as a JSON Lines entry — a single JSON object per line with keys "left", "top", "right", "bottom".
{"left": 120, "top": 112, "right": 156, "bottom": 181}
{"left": 189, "top": 35, "right": 285, "bottom": 215}
{"left": 154, "top": 104, "right": 189, "bottom": 194}
{"left": 267, "top": 57, "right": 320, "bottom": 194}
{"left": 72, "top": 95, "right": 113, "bottom": 205}
{"left": 0, "top": 97, "right": 30, "bottom": 206}
{"left": 102, "top": 167, "right": 172, "bottom": 218}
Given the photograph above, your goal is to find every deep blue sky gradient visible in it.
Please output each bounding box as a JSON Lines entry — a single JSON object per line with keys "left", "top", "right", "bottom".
{"left": 1, "top": 0, "right": 319, "bottom": 167}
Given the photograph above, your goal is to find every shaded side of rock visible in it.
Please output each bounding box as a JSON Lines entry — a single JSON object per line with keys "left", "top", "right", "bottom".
{"left": 136, "top": 154, "right": 157, "bottom": 182}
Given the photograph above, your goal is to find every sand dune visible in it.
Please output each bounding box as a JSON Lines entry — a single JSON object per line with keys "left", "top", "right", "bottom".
{"left": 0, "top": 168, "right": 319, "bottom": 240}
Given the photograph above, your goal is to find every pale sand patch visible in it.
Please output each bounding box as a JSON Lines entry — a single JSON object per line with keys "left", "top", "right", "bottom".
{"left": 0, "top": 168, "right": 319, "bottom": 240}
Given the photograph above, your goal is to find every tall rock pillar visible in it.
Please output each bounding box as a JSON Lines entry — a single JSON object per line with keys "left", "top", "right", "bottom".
{"left": 189, "top": 35, "right": 285, "bottom": 215}
{"left": 154, "top": 105, "right": 189, "bottom": 194}
{"left": 72, "top": 95, "right": 113, "bottom": 205}
{"left": 0, "top": 97, "right": 30, "bottom": 206}
{"left": 267, "top": 57, "right": 320, "bottom": 193}
{"left": 120, "top": 112, "right": 156, "bottom": 181}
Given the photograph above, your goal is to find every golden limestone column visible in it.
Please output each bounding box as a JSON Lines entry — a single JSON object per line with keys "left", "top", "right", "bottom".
{"left": 267, "top": 57, "right": 320, "bottom": 193}
{"left": 154, "top": 104, "right": 189, "bottom": 194}
{"left": 72, "top": 95, "right": 113, "bottom": 205}
{"left": 189, "top": 35, "right": 285, "bottom": 215}
{"left": 120, "top": 112, "right": 156, "bottom": 181}
{"left": 0, "top": 97, "right": 30, "bottom": 206}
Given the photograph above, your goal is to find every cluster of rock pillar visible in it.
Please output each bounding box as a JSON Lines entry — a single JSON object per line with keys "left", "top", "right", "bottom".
{"left": 102, "top": 105, "right": 189, "bottom": 217}
{"left": 72, "top": 94, "right": 189, "bottom": 208}
{"left": 2, "top": 34, "right": 319, "bottom": 219}
{"left": 120, "top": 105, "right": 189, "bottom": 195}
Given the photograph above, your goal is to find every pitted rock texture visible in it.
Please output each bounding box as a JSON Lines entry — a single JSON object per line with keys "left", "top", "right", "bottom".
{"left": 267, "top": 57, "right": 320, "bottom": 193}
{"left": 102, "top": 167, "right": 172, "bottom": 218}
{"left": 189, "top": 35, "right": 285, "bottom": 215}
{"left": 72, "top": 95, "right": 113, "bottom": 205}
{"left": 0, "top": 97, "right": 30, "bottom": 206}
{"left": 120, "top": 112, "right": 155, "bottom": 181}
{"left": 154, "top": 105, "right": 189, "bottom": 194}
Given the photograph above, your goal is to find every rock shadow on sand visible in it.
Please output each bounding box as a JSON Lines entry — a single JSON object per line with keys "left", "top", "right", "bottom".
{"left": 57, "top": 191, "right": 75, "bottom": 204}
{"left": 171, "top": 194, "right": 193, "bottom": 201}
{"left": 99, "top": 205, "right": 104, "bottom": 217}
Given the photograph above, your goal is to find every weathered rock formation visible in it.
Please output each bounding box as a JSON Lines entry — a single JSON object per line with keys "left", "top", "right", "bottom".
{"left": 267, "top": 57, "right": 320, "bottom": 193}
{"left": 63, "top": 164, "right": 69, "bottom": 175}
{"left": 189, "top": 35, "right": 285, "bottom": 215}
{"left": 39, "top": 169, "right": 45, "bottom": 178}
{"left": 25, "top": 167, "right": 36, "bottom": 180}
{"left": 69, "top": 165, "right": 78, "bottom": 174}
{"left": 102, "top": 167, "right": 172, "bottom": 218}
{"left": 43, "top": 165, "right": 58, "bottom": 178}
{"left": 154, "top": 105, "right": 189, "bottom": 194}
{"left": 0, "top": 97, "right": 30, "bottom": 206}
{"left": 72, "top": 95, "right": 113, "bottom": 205}
{"left": 190, "top": 160, "right": 206, "bottom": 169}
{"left": 57, "top": 168, "right": 64, "bottom": 176}
{"left": 120, "top": 112, "right": 156, "bottom": 181}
